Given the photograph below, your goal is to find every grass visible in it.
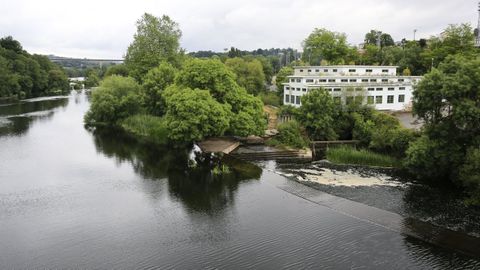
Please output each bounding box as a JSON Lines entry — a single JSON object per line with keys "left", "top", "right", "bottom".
{"left": 326, "top": 146, "right": 399, "bottom": 168}
{"left": 120, "top": 114, "right": 168, "bottom": 145}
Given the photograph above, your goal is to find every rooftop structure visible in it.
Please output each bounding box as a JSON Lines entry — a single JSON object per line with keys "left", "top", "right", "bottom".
{"left": 283, "top": 65, "right": 422, "bottom": 111}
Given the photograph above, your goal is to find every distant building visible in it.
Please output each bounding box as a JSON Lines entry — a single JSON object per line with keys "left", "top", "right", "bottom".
{"left": 283, "top": 65, "right": 421, "bottom": 111}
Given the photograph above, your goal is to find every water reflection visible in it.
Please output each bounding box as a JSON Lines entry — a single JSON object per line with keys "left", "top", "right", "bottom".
{"left": 0, "top": 96, "right": 69, "bottom": 136}
{"left": 91, "top": 128, "right": 261, "bottom": 214}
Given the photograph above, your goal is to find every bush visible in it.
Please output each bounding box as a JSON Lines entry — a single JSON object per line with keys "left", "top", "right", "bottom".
{"left": 258, "top": 91, "right": 280, "bottom": 106}
{"left": 327, "top": 146, "right": 399, "bottom": 167}
{"left": 268, "top": 121, "right": 309, "bottom": 149}
{"left": 84, "top": 76, "right": 143, "bottom": 126}
{"left": 120, "top": 114, "right": 168, "bottom": 145}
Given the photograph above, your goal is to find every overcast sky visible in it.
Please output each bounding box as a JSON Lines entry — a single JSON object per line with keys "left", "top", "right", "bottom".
{"left": 0, "top": 0, "right": 477, "bottom": 59}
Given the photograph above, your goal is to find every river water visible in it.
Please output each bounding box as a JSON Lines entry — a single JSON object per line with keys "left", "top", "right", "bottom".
{"left": 0, "top": 91, "right": 479, "bottom": 269}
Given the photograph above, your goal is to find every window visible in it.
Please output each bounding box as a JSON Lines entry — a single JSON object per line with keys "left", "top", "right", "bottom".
{"left": 362, "top": 79, "right": 368, "bottom": 82}
{"left": 333, "top": 69, "right": 338, "bottom": 72}
{"left": 370, "top": 79, "right": 377, "bottom": 82}
{"left": 349, "top": 79, "right": 357, "bottom": 82}
{"left": 333, "top": 88, "right": 341, "bottom": 92}
{"left": 308, "top": 69, "right": 311, "bottom": 72}
{"left": 341, "top": 79, "right": 348, "bottom": 82}
{"left": 349, "top": 69, "right": 356, "bottom": 72}
{"left": 306, "top": 79, "right": 314, "bottom": 83}
{"left": 346, "top": 96, "right": 354, "bottom": 105}
{"left": 376, "top": 96, "right": 383, "bottom": 104}
{"left": 296, "top": 96, "right": 301, "bottom": 105}
{"left": 299, "top": 69, "right": 304, "bottom": 72}
{"left": 355, "top": 96, "right": 363, "bottom": 103}
{"left": 355, "top": 87, "right": 363, "bottom": 91}
{"left": 315, "top": 69, "right": 319, "bottom": 72}
{"left": 367, "top": 96, "right": 374, "bottom": 104}
{"left": 382, "top": 79, "right": 388, "bottom": 82}
{"left": 398, "top": 94, "right": 405, "bottom": 102}
{"left": 382, "top": 69, "right": 389, "bottom": 73}
{"left": 326, "top": 88, "right": 332, "bottom": 92}
{"left": 333, "top": 97, "right": 342, "bottom": 104}
{"left": 388, "top": 87, "right": 394, "bottom": 91}
{"left": 328, "top": 79, "right": 336, "bottom": 82}
{"left": 290, "top": 78, "right": 295, "bottom": 82}
{"left": 296, "top": 79, "right": 301, "bottom": 83}
{"left": 368, "top": 88, "right": 374, "bottom": 91}
{"left": 366, "top": 69, "right": 373, "bottom": 73}
{"left": 347, "top": 87, "right": 354, "bottom": 92}
{"left": 387, "top": 95, "right": 394, "bottom": 104}
{"left": 398, "top": 79, "right": 404, "bottom": 82}
{"left": 285, "top": 87, "right": 290, "bottom": 90}
{"left": 376, "top": 87, "right": 383, "bottom": 91}
{"left": 399, "top": 87, "right": 405, "bottom": 90}
{"left": 324, "top": 69, "right": 328, "bottom": 72}
{"left": 285, "top": 94, "right": 290, "bottom": 103}
{"left": 296, "top": 88, "right": 300, "bottom": 91}
{"left": 302, "top": 88, "right": 307, "bottom": 92}
{"left": 319, "top": 79, "right": 327, "bottom": 82}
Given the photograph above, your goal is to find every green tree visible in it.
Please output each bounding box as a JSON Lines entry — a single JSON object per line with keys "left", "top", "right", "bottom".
{"left": 84, "top": 69, "right": 100, "bottom": 88}
{"left": 225, "top": 57, "right": 265, "bottom": 95}
{"left": 275, "top": 66, "right": 293, "bottom": 100}
{"left": 84, "top": 75, "right": 143, "bottom": 126}
{"left": 125, "top": 13, "right": 182, "bottom": 81}
{"left": 142, "top": 62, "right": 177, "bottom": 115}
{"left": 163, "top": 86, "right": 230, "bottom": 142}
{"left": 405, "top": 55, "right": 480, "bottom": 202}
{"left": 175, "top": 58, "right": 266, "bottom": 136}
{"left": 302, "top": 28, "right": 351, "bottom": 64}
{"left": 104, "top": 64, "right": 129, "bottom": 77}
{"left": 364, "top": 30, "right": 395, "bottom": 47}
{"left": 296, "top": 88, "right": 338, "bottom": 140}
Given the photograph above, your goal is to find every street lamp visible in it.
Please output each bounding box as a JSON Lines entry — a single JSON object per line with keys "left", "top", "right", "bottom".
{"left": 413, "top": 29, "right": 417, "bottom": 41}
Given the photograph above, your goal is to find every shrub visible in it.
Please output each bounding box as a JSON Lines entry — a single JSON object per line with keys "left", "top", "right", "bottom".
{"left": 120, "top": 114, "right": 168, "bottom": 145}
{"left": 84, "top": 76, "right": 143, "bottom": 126}
{"left": 269, "top": 120, "right": 309, "bottom": 149}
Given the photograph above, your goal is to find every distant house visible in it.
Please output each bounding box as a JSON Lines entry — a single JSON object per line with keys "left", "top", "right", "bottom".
{"left": 282, "top": 65, "right": 421, "bottom": 111}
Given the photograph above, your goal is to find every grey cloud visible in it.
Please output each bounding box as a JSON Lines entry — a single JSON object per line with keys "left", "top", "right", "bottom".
{"left": 0, "top": 0, "right": 477, "bottom": 58}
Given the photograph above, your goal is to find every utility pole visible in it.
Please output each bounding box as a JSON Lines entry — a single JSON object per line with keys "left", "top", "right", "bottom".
{"left": 413, "top": 29, "right": 417, "bottom": 41}
{"left": 376, "top": 31, "right": 382, "bottom": 48}
{"left": 476, "top": 2, "right": 480, "bottom": 47}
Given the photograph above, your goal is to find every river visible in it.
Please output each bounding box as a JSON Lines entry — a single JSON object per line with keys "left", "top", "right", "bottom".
{"left": 0, "top": 91, "right": 479, "bottom": 269}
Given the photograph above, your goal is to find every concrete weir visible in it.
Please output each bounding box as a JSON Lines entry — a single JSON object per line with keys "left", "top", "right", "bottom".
{"left": 198, "top": 137, "right": 240, "bottom": 154}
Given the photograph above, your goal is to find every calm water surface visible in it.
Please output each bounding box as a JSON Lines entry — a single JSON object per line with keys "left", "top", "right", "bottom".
{"left": 0, "top": 91, "right": 479, "bottom": 269}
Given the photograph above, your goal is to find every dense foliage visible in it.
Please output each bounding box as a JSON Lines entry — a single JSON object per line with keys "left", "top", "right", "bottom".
{"left": 404, "top": 55, "right": 480, "bottom": 203}
{"left": 120, "top": 114, "right": 168, "bottom": 145}
{"left": 142, "top": 62, "right": 177, "bottom": 115}
{"left": 163, "top": 86, "right": 230, "bottom": 142}
{"left": 0, "top": 36, "right": 69, "bottom": 99}
{"left": 268, "top": 121, "right": 309, "bottom": 149}
{"left": 225, "top": 57, "right": 265, "bottom": 95}
{"left": 125, "top": 13, "right": 183, "bottom": 81}
{"left": 85, "top": 76, "right": 143, "bottom": 126}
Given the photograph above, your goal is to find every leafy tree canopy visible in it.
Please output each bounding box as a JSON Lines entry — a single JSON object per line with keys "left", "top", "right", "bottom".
{"left": 125, "top": 13, "right": 183, "bottom": 82}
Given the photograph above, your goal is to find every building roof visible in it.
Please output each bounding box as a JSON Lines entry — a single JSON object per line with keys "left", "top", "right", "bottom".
{"left": 293, "top": 65, "right": 399, "bottom": 68}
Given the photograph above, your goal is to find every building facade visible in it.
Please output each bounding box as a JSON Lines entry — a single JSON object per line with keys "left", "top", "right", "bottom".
{"left": 283, "top": 66, "right": 421, "bottom": 111}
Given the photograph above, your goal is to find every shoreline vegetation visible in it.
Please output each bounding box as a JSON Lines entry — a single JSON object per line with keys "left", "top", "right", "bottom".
{"left": 79, "top": 12, "right": 480, "bottom": 205}
{"left": 326, "top": 146, "right": 399, "bottom": 168}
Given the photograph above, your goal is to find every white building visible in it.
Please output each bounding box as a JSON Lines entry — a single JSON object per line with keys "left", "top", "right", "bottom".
{"left": 283, "top": 65, "right": 421, "bottom": 111}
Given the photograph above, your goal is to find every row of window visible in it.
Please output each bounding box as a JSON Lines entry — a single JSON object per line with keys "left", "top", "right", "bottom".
{"left": 285, "top": 86, "right": 407, "bottom": 91}
{"left": 298, "top": 68, "right": 392, "bottom": 73}
{"left": 290, "top": 78, "right": 406, "bottom": 83}
{"left": 284, "top": 94, "right": 406, "bottom": 105}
